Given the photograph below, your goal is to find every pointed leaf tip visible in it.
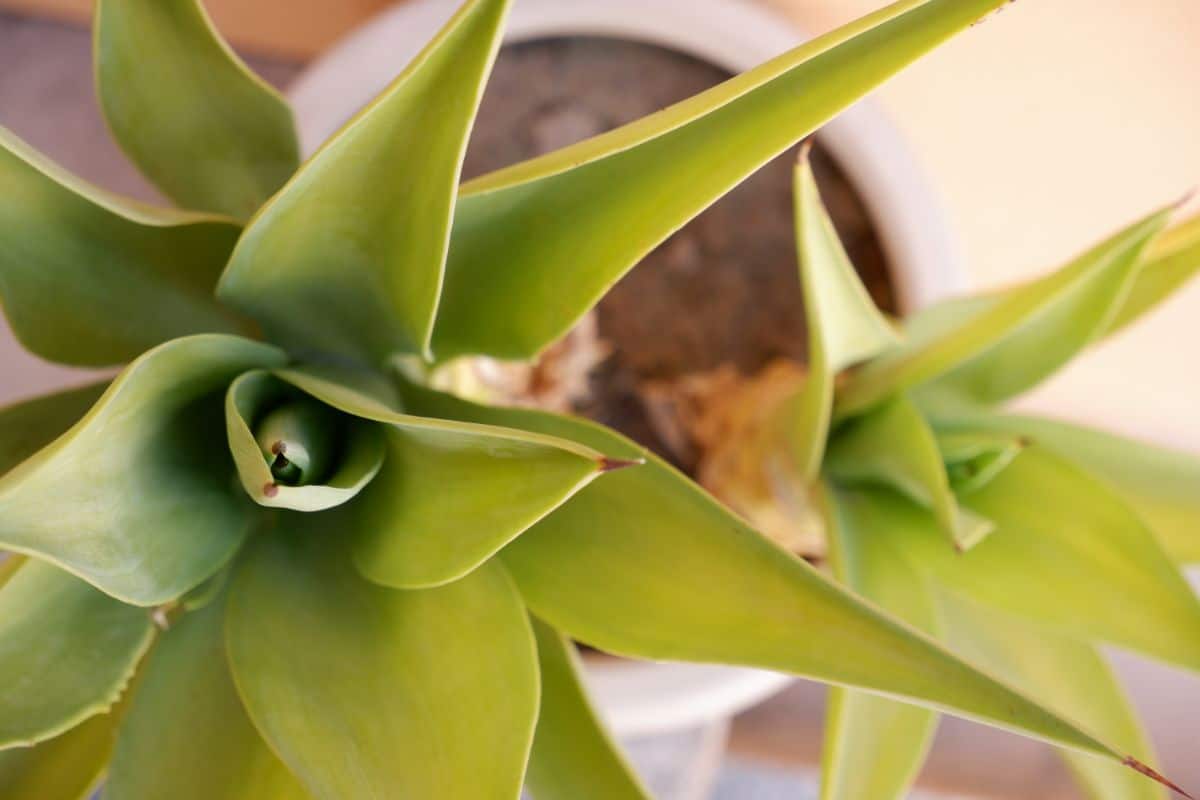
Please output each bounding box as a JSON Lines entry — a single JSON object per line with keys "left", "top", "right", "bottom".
{"left": 599, "top": 456, "right": 645, "bottom": 473}
{"left": 218, "top": 0, "right": 513, "bottom": 363}
{"left": 433, "top": 0, "right": 1011, "bottom": 361}
{"left": 797, "top": 137, "right": 815, "bottom": 164}
{"left": 1123, "top": 757, "right": 1195, "bottom": 799}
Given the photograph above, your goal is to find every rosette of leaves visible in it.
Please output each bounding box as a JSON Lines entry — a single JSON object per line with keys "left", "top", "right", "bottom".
{"left": 0, "top": 0, "right": 1191, "bottom": 798}
{"left": 735, "top": 149, "right": 1200, "bottom": 800}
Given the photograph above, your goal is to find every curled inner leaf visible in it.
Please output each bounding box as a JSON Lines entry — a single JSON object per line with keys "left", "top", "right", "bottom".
{"left": 254, "top": 400, "right": 341, "bottom": 487}
{"left": 226, "top": 371, "right": 385, "bottom": 513}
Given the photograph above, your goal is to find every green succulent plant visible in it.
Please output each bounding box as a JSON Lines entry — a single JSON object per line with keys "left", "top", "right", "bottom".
{"left": 0, "top": 1, "right": 1194, "bottom": 799}
{"left": 712, "top": 150, "right": 1200, "bottom": 800}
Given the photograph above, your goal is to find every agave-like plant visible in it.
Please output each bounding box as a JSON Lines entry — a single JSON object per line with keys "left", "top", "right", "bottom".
{"left": 696, "top": 149, "right": 1200, "bottom": 800}
{"left": 0, "top": 0, "right": 1192, "bottom": 798}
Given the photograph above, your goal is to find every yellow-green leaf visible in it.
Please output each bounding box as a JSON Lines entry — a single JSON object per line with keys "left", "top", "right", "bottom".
{"left": 0, "top": 559, "right": 153, "bottom": 749}
{"left": 225, "top": 371, "right": 385, "bottom": 512}
{"left": 402, "top": 388, "right": 1125, "bottom": 761}
{"left": 276, "top": 368, "right": 614, "bottom": 589}
{"left": 349, "top": 425, "right": 605, "bottom": 589}
{"left": 431, "top": 0, "right": 1010, "bottom": 361}
{"left": 821, "top": 484, "right": 939, "bottom": 800}
{"left": 935, "top": 429, "right": 1024, "bottom": 495}
{"left": 791, "top": 149, "right": 900, "bottom": 480}
{"left": 226, "top": 525, "right": 538, "bottom": 800}
{"left": 0, "top": 128, "right": 248, "bottom": 367}
{"left": 939, "top": 592, "right": 1163, "bottom": 800}
{"left": 0, "top": 383, "right": 107, "bottom": 478}
{"left": 830, "top": 483, "right": 1170, "bottom": 799}
{"left": 1105, "top": 211, "right": 1200, "bottom": 337}
{"left": 841, "top": 455, "right": 1200, "bottom": 673}
{"left": 526, "top": 618, "right": 651, "bottom": 800}
{"left": 0, "top": 335, "right": 285, "bottom": 605}
{"left": 826, "top": 394, "right": 989, "bottom": 550}
{"left": 218, "top": 0, "right": 511, "bottom": 363}
{"left": 961, "top": 447, "right": 1200, "bottom": 671}
{"left": 108, "top": 587, "right": 309, "bottom": 800}
{"left": 954, "top": 414, "right": 1200, "bottom": 565}
{"left": 94, "top": 0, "right": 299, "bottom": 219}
{"left": 839, "top": 207, "right": 1172, "bottom": 415}
{"left": 0, "top": 710, "right": 120, "bottom": 800}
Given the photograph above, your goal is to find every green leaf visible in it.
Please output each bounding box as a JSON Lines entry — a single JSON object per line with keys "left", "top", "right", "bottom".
{"left": 934, "top": 429, "right": 1024, "bottom": 495}
{"left": 1105, "top": 211, "right": 1200, "bottom": 337}
{"left": 961, "top": 448, "right": 1200, "bottom": 671}
{"left": 226, "top": 371, "right": 385, "bottom": 511}
{"left": 400, "top": 387, "right": 1126, "bottom": 761}
{"left": 275, "top": 368, "right": 614, "bottom": 589}
{"left": 526, "top": 618, "right": 651, "bottom": 800}
{"left": 791, "top": 149, "right": 900, "bottom": 480}
{"left": 218, "top": 0, "right": 511, "bottom": 363}
{"left": 0, "top": 554, "right": 23, "bottom": 587}
{"left": 0, "top": 335, "right": 285, "bottom": 605}
{"left": 821, "top": 484, "right": 939, "bottom": 800}
{"left": 945, "top": 414, "right": 1200, "bottom": 564}
{"left": 431, "top": 0, "right": 1011, "bottom": 361}
{"left": 838, "top": 207, "right": 1172, "bottom": 416}
{"left": 108, "top": 587, "right": 309, "bottom": 800}
{"left": 349, "top": 426, "right": 606, "bottom": 589}
{"left": 94, "top": 0, "right": 299, "bottom": 219}
{"left": 826, "top": 394, "right": 989, "bottom": 550}
{"left": 0, "top": 710, "right": 120, "bottom": 800}
{"left": 938, "top": 593, "right": 1163, "bottom": 800}
{"left": 841, "top": 452, "right": 1200, "bottom": 673}
{"left": 0, "top": 559, "right": 153, "bottom": 749}
{"left": 830, "top": 484, "right": 1167, "bottom": 799}
{"left": 226, "top": 524, "right": 538, "bottom": 800}
{"left": 0, "top": 383, "right": 107, "bottom": 477}
{"left": 0, "top": 128, "right": 250, "bottom": 366}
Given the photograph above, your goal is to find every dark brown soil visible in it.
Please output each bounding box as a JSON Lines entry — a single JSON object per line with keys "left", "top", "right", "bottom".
{"left": 462, "top": 37, "right": 896, "bottom": 465}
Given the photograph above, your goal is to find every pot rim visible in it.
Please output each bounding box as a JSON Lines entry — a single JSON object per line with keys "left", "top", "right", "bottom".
{"left": 287, "top": 0, "right": 969, "bottom": 737}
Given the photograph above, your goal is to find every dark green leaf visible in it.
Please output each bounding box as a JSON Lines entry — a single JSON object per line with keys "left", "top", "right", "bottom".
{"left": 0, "top": 335, "right": 285, "bottom": 604}
{"left": 94, "top": 0, "right": 299, "bottom": 219}
{"left": 218, "top": 0, "right": 511, "bottom": 362}
{"left": 431, "top": 0, "right": 1012, "bottom": 360}
{"left": 0, "top": 128, "right": 250, "bottom": 366}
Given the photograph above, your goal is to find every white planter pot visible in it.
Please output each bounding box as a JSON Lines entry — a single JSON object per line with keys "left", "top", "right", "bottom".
{"left": 288, "top": 0, "right": 966, "bottom": 743}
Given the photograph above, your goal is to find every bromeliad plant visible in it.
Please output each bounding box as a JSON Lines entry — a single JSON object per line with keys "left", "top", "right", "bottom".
{"left": 0, "top": 1, "right": 1192, "bottom": 799}
{"left": 703, "top": 150, "right": 1200, "bottom": 800}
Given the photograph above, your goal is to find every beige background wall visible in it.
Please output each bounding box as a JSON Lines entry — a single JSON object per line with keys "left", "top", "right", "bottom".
{"left": 770, "top": 0, "right": 1200, "bottom": 451}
